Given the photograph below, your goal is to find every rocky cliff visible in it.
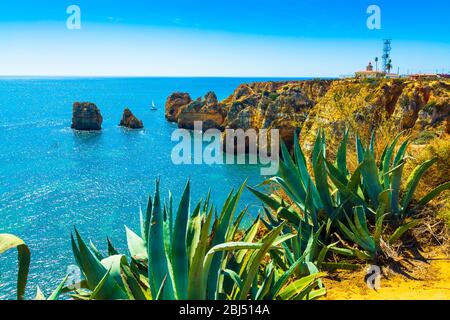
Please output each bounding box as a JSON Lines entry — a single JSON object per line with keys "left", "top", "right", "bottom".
{"left": 166, "top": 78, "right": 449, "bottom": 147}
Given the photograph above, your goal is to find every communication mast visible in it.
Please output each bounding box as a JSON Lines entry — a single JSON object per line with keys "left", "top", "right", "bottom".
{"left": 382, "top": 39, "right": 392, "bottom": 73}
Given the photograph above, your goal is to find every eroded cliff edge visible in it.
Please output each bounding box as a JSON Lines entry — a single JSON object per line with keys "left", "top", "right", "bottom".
{"left": 166, "top": 79, "right": 450, "bottom": 147}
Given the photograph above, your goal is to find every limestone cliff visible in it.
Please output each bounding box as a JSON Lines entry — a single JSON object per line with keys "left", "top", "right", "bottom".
{"left": 165, "top": 78, "right": 449, "bottom": 147}
{"left": 303, "top": 79, "right": 449, "bottom": 144}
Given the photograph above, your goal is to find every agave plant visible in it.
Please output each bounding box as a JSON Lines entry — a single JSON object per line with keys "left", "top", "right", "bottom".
{"left": 0, "top": 234, "right": 30, "bottom": 300}
{"left": 249, "top": 129, "right": 450, "bottom": 262}
{"left": 67, "top": 180, "right": 325, "bottom": 300}
{"left": 0, "top": 234, "right": 67, "bottom": 300}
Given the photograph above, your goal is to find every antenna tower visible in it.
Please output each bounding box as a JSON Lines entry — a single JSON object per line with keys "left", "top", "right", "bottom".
{"left": 382, "top": 39, "right": 392, "bottom": 73}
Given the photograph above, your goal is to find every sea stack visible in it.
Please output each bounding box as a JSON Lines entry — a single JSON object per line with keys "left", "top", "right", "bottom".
{"left": 119, "top": 108, "right": 144, "bottom": 129}
{"left": 165, "top": 92, "right": 193, "bottom": 122}
{"left": 71, "top": 102, "right": 103, "bottom": 131}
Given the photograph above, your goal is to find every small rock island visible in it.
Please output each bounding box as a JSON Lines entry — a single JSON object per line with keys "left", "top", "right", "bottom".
{"left": 71, "top": 102, "right": 103, "bottom": 131}
{"left": 119, "top": 108, "right": 144, "bottom": 129}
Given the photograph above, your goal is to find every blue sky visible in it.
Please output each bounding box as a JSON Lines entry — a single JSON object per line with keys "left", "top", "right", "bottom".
{"left": 0, "top": 0, "right": 448, "bottom": 76}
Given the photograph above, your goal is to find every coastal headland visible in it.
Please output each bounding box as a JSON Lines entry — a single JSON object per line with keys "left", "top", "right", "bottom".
{"left": 166, "top": 78, "right": 450, "bottom": 149}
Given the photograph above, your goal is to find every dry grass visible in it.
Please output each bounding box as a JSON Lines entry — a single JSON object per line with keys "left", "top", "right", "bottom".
{"left": 407, "top": 135, "right": 450, "bottom": 226}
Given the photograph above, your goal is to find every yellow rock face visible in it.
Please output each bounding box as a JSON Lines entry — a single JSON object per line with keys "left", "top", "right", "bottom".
{"left": 166, "top": 78, "right": 449, "bottom": 148}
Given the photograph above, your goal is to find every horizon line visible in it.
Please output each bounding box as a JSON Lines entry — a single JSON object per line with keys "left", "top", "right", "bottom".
{"left": 0, "top": 75, "right": 339, "bottom": 79}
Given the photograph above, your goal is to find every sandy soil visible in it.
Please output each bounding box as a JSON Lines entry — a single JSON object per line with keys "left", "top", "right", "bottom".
{"left": 323, "top": 247, "right": 450, "bottom": 300}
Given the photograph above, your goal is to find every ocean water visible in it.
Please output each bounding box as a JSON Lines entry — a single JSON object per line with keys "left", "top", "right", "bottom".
{"left": 0, "top": 77, "right": 305, "bottom": 300}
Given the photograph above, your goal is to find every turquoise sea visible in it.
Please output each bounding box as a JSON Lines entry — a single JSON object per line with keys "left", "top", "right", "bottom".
{"left": 0, "top": 77, "right": 307, "bottom": 299}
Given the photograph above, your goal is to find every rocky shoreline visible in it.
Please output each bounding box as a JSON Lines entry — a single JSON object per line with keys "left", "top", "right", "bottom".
{"left": 165, "top": 78, "right": 450, "bottom": 148}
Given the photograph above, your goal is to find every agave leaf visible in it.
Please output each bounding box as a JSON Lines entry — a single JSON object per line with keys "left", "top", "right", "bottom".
{"left": 350, "top": 208, "right": 375, "bottom": 254}
{"left": 293, "top": 131, "right": 323, "bottom": 208}
{"left": 248, "top": 186, "right": 283, "bottom": 212}
{"left": 356, "top": 134, "right": 365, "bottom": 165}
{"left": 155, "top": 275, "right": 169, "bottom": 301}
{"left": 361, "top": 149, "right": 383, "bottom": 207}
{"left": 35, "top": 287, "right": 46, "bottom": 301}
{"left": 382, "top": 133, "right": 402, "bottom": 187}
{"left": 328, "top": 246, "right": 355, "bottom": 257}
{"left": 143, "top": 196, "right": 153, "bottom": 244}
{"left": 72, "top": 230, "right": 126, "bottom": 300}
{"left": 255, "top": 268, "right": 274, "bottom": 300}
{"left": 335, "top": 129, "right": 349, "bottom": 175}
{"left": 320, "top": 262, "right": 361, "bottom": 271}
{"left": 354, "top": 207, "right": 374, "bottom": 249}
{"left": 279, "top": 142, "right": 308, "bottom": 203}
{"left": 238, "top": 224, "right": 285, "bottom": 300}
{"left": 171, "top": 180, "right": 190, "bottom": 300}
{"left": 369, "top": 131, "right": 376, "bottom": 155}
{"left": 125, "top": 226, "right": 147, "bottom": 259}
{"left": 307, "top": 287, "right": 327, "bottom": 300}
{"left": 402, "top": 159, "right": 438, "bottom": 215}
{"left": 202, "top": 242, "right": 264, "bottom": 300}
{"left": 390, "top": 161, "right": 406, "bottom": 214}
{"left": 268, "top": 250, "right": 309, "bottom": 299}
{"left": 337, "top": 220, "right": 358, "bottom": 244}
{"left": 107, "top": 237, "right": 119, "bottom": 256}
{"left": 276, "top": 206, "right": 303, "bottom": 226}
{"left": 120, "top": 263, "right": 149, "bottom": 300}
{"left": 326, "top": 160, "right": 349, "bottom": 187}
{"left": 223, "top": 269, "right": 243, "bottom": 291}
{"left": 187, "top": 201, "right": 203, "bottom": 266}
{"left": 148, "top": 179, "right": 174, "bottom": 300}
{"left": 316, "top": 242, "right": 338, "bottom": 269}
{"left": 89, "top": 240, "right": 104, "bottom": 261}
{"left": 101, "top": 254, "right": 128, "bottom": 290}
{"left": 236, "top": 216, "right": 261, "bottom": 263}
{"left": 207, "top": 182, "right": 246, "bottom": 299}
{"left": 0, "top": 234, "right": 30, "bottom": 300}
{"left": 313, "top": 154, "right": 335, "bottom": 220}
{"left": 312, "top": 129, "right": 325, "bottom": 164}
{"left": 348, "top": 162, "right": 364, "bottom": 192}
{"left": 187, "top": 207, "right": 213, "bottom": 300}
{"left": 89, "top": 268, "right": 112, "bottom": 300}
{"left": 393, "top": 138, "right": 410, "bottom": 166}
{"left": 379, "top": 143, "right": 388, "bottom": 172}
{"left": 328, "top": 173, "right": 367, "bottom": 209}
{"left": 388, "top": 220, "right": 420, "bottom": 245}
{"left": 47, "top": 275, "right": 69, "bottom": 300}
{"left": 374, "top": 202, "right": 388, "bottom": 250}
{"left": 263, "top": 206, "right": 279, "bottom": 227}
{"left": 277, "top": 272, "right": 325, "bottom": 300}
{"left": 415, "top": 181, "right": 450, "bottom": 208}
{"left": 304, "top": 225, "right": 323, "bottom": 263}
{"left": 227, "top": 207, "right": 248, "bottom": 242}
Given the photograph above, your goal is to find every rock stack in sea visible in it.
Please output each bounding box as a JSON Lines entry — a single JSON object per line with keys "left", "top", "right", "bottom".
{"left": 119, "top": 108, "right": 144, "bottom": 129}
{"left": 71, "top": 102, "right": 103, "bottom": 131}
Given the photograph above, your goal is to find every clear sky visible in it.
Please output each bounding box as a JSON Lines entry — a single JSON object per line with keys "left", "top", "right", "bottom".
{"left": 0, "top": 0, "right": 449, "bottom": 77}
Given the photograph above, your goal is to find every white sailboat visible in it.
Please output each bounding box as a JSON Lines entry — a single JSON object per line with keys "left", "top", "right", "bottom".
{"left": 150, "top": 100, "right": 157, "bottom": 111}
